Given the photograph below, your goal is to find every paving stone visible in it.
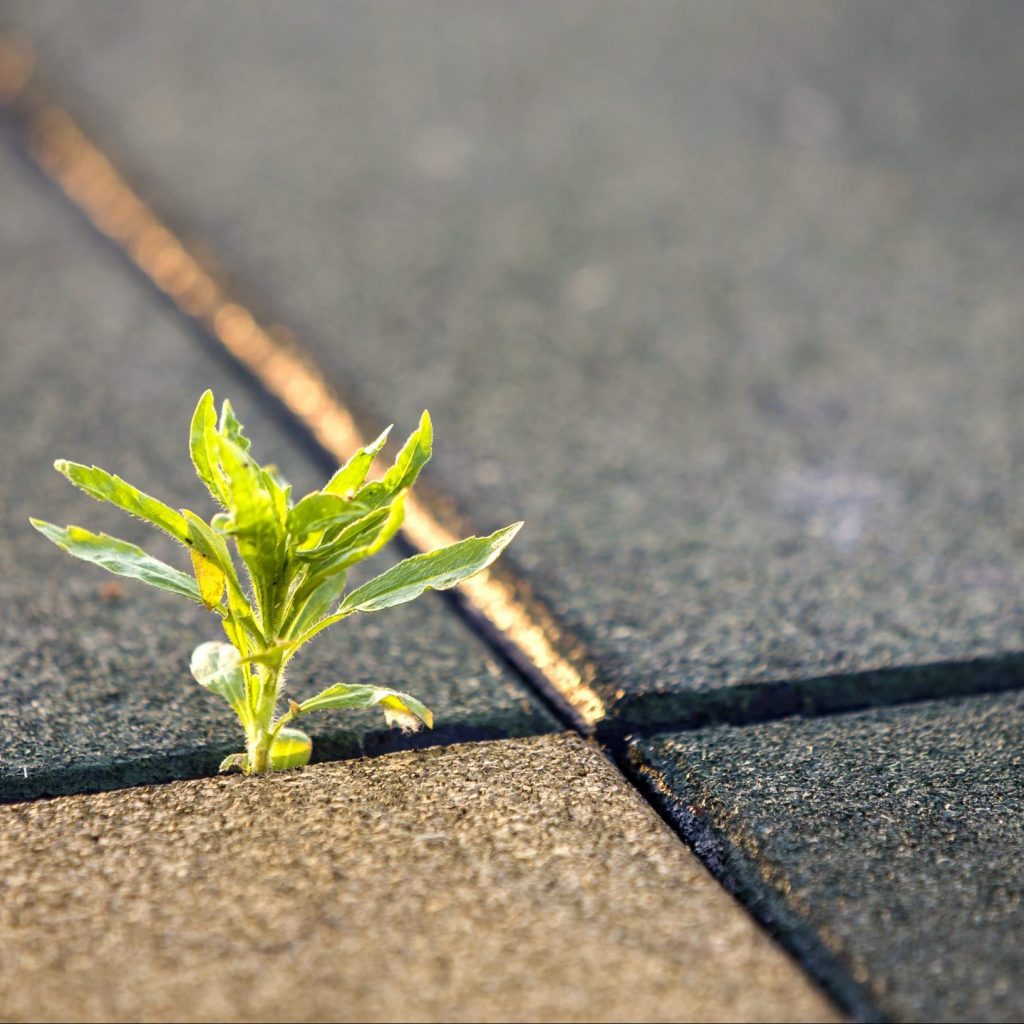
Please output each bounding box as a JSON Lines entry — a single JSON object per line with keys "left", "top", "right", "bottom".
{"left": 0, "top": 138, "right": 556, "bottom": 802}
{"left": 0, "top": 734, "right": 839, "bottom": 1023}
{"left": 9, "top": 2, "right": 1024, "bottom": 729}
{"left": 631, "top": 691, "right": 1024, "bottom": 1023}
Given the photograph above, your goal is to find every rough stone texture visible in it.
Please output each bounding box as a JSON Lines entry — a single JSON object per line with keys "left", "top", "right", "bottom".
{"left": 0, "top": 734, "right": 839, "bottom": 1023}
{"left": 0, "top": 138, "right": 555, "bottom": 802}
{"left": 632, "top": 691, "right": 1024, "bottom": 1023}
{"left": 8, "top": 1, "right": 1024, "bottom": 727}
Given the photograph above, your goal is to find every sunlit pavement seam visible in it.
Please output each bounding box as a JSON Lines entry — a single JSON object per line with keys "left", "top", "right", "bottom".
{"left": 0, "top": 33, "right": 605, "bottom": 737}
{"left": 0, "top": 34, "right": 863, "bottom": 1019}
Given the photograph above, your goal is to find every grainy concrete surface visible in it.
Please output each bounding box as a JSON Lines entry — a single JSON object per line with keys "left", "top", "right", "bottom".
{"left": 0, "top": 128, "right": 555, "bottom": 803}
{"left": 8, "top": 1, "right": 1024, "bottom": 727}
{"left": 633, "top": 691, "right": 1024, "bottom": 1023}
{"left": 0, "top": 735, "right": 839, "bottom": 1023}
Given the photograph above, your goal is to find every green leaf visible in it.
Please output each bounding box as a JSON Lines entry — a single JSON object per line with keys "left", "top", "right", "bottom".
{"left": 284, "top": 571, "right": 348, "bottom": 639}
{"left": 269, "top": 727, "right": 312, "bottom": 769}
{"left": 240, "top": 644, "right": 289, "bottom": 669}
{"left": 30, "top": 519, "right": 202, "bottom": 603}
{"left": 288, "top": 492, "right": 368, "bottom": 541}
{"left": 260, "top": 464, "right": 292, "bottom": 524}
{"left": 219, "top": 752, "right": 248, "bottom": 773}
{"left": 299, "top": 683, "right": 433, "bottom": 731}
{"left": 289, "top": 521, "right": 522, "bottom": 648}
{"left": 218, "top": 399, "right": 251, "bottom": 452}
{"left": 294, "top": 492, "right": 405, "bottom": 573}
{"left": 322, "top": 425, "right": 393, "bottom": 498}
{"left": 54, "top": 460, "right": 191, "bottom": 544}
{"left": 356, "top": 411, "right": 432, "bottom": 511}
{"left": 190, "top": 641, "right": 247, "bottom": 713}
{"left": 214, "top": 430, "right": 284, "bottom": 587}
{"left": 340, "top": 521, "right": 522, "bottom": 615}
{"left": 182, "top": 510, "right": 266, "bottom": 643}
{"left": 189, "top": 390, "right": 228, "bottom": 505}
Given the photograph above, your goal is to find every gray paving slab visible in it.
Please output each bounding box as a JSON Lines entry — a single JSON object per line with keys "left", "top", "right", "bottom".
{"left": 0, "top": 139, "right": 556, "bottom": 803}
{"left": 0, "top": 734, "right": 841, "bottom": 1023}
{"left": 8, "top": 1, "right": 1024, "bottom": 729}
{"left": 631, "top": 691, "right": 1024, "bottom": 1023}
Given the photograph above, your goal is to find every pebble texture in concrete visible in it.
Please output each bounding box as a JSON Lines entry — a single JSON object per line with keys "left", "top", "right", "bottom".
{"left": 0, "top": 735, "right": 840, "bottom": 1023}
{"left": 632, "top": 690, "right": 1024, "bottom": 1023}
{"left": 8, "top": 2, "right": 1024, "bottom": 729}
{"left": 0, "top": 138, "right": 556, "bottom": 803}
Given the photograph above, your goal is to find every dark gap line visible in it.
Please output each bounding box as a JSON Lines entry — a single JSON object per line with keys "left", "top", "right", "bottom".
{"left": 596, "top": 651, "right": 1024, "bottom": 742}
{"left": 5, "top": 61, "right": 1009, "bottom": 1022}
{"left": 0, "top": 719, "right": 562, "bottom": 807}
{"left": 625, "top": 747, "right": 889, "bottom": 1024}
{"left": 4, "top": 123, "right": 866, "bottom": 1016}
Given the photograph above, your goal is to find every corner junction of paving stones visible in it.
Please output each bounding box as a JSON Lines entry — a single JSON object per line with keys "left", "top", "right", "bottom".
{"left": 3, "top": 5, "right": 1024, "bottom": 1022}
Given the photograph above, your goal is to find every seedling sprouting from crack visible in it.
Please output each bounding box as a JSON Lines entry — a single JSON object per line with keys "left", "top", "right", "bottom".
{"left": 32, "top": 391, "right": 521, "bottom": 773}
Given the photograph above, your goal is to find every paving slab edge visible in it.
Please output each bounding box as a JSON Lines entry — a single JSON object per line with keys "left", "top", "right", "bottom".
{"left": 597, "top": 651, "right": 1024, "bottom": 740}
{"left": 0, "top": 719, "right": 558, "bottom": 806}
{"left": 2, "top": 38, "right": 1016, "bottom": 1022}
{"left": 627, "top": 743, "right": 887, "bottom": 1024}
{"left": 4, "top": 42, "right": 1024, "bottom": 751}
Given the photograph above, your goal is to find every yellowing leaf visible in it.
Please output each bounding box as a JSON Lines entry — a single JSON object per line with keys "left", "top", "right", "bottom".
{"left": 190, "top": 549, "right": 226, "bottom": 610}
{"left": 269, "top": 727, "right": 312, "bottom": 769}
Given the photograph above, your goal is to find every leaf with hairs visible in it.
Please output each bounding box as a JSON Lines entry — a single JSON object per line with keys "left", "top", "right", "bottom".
{"left": 190, "top": 641, "right": 247, "bottom": 714}
{"left": 189, "top": 390, "right": 228, "bottom": 505}
{"left": 299, "top": 683, "right": 433, "bottom": 732}
{"left": 322, "top": 425, "right": 393, "bottom": 498}
{"left": 30, "top": 519, "right": 202, "bottom": 603}
{"left": 54, "top": 460, "right": 190, "bottom": 544}
{"left": 355, "top": 410, "right": 431, "bottom": 511}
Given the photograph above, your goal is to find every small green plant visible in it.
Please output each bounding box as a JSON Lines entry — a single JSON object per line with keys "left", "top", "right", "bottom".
{"left": 32, "top": 391, "right": 520, "bottom": 773}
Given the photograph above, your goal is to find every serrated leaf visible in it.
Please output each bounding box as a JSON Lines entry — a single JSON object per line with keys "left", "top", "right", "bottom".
{"left": 340, "top": 521, "right": 522, "bottom": 614}
{"left": 189, "top": 390, "right": 228, "bottom": 505}
{"left": 299, "top": 683, "right": 433, "bottom": 731}
{"left": 190, "top": 641, "right": 247, "bottom": 712}
{"left": 322, "top": 425, "right": 393, "bottom": 498}
{"left": 54, "top": 460, "right": 190, "bottom": 544}
{"left": 355, "top": 411, "right": 431, "bottom": 511}
{"left": 218, "top": 399, "right": 251, "bottom": 452}
{"left": 190, "top": 549, "right": 226, "bottom": 610}
{"left": 30, "top": 519, "right": 202, "bottom": 603}
{"left": 269, "top": 727, "right": 312, "bottom": 769}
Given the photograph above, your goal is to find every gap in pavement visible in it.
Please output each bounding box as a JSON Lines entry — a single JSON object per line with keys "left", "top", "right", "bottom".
{"left": 14, "top": 126, "right": 1023, "bottom": 750}
{"left": 17, "top": 49, "right": 1024, "bottom": 1021}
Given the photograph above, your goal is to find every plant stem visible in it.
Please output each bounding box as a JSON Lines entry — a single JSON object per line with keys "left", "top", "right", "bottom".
{"left": 246, "top": 662, "right": 283, "bottom": 774}
{"left": 248, "top": 729, "right": 271, "bottom": 774}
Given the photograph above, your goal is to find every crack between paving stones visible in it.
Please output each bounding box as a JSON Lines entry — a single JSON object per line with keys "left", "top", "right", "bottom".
{"left": 626, "top": 748, "right": 890, "bottom": 1024}
{"left": 0, "top": 40, "right": 605, "bottom": 740}
{"left": 2, "top": 38, "right": 1017, "bottom": 1021}
{"left": 597, "top": 649, "right": 1024, "bottom": 742}
{"left": 3, "top": 35, "right": 1022, "bottom": 755}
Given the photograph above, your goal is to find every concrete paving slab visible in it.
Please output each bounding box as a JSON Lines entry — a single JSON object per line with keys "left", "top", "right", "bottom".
{"left": 0, "top": 137, "right": 556, "bottom": 803}
{"left": 0, "top": 734, "right": 840, "bottom": 1023}
{"left": 8, "top": 2, "right": 1024, "bottom": 729}
{"left": 632, "top": 691, "right": 1024, "bottom": 1023}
